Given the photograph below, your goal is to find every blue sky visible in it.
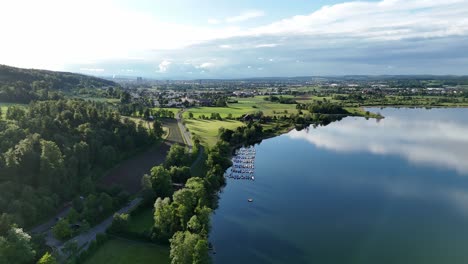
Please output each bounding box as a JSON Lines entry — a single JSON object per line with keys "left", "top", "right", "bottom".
{"left": 1, "top": 0, "right": 467, "bottom": 78}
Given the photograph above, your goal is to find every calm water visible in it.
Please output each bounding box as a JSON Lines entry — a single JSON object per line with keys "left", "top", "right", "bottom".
{"left": 210, "top": 108, "right": 468, "bottom": 264}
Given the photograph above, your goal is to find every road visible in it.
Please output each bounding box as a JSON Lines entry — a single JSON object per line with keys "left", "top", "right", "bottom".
{"left": 176, "top": 110, "right": 193, "bottom": 152}
{"left": 30, "top": 206, "right": 71, "bottom": 235}
{"left": 43, "top": 198, "right": 142, "bottom": 258}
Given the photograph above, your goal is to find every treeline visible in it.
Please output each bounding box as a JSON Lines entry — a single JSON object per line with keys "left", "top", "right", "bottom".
{"left": 118, "top": 104, "right": 176, "bottom": 119}
{"left": 134, "top": 141, "right": 231, "bottom": 264}
{"left": 263, "top": 95, "right": 296, "bottom": 104}
{"left": 297, "top": 101, "right": 348, "bottom": 114}
{"left": 0, "top": 65, "right": 120, "bottom": 104}
{"left": 219, "top": 123, "right": 264, "bottom": 146}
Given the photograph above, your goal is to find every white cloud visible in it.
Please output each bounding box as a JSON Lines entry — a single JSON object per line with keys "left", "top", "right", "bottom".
{"left": 225, "top": 10, "right": 265, "bottom": 23}
{"left": 158, "top": 60, "right": 172, "bottom": 73}
{"left": 198, "top": 62, "right": 215, "bottom": 69}
{"left": 255, "top": 43, "right": 279, "bottom": 48}
{"left": 1, "top": 0, "right": 468, "bottom": 76}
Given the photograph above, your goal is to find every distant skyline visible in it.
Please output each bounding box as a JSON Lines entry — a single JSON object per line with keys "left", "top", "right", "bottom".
{"left": 1, "top": 0, "right": 468, "bottom": 78}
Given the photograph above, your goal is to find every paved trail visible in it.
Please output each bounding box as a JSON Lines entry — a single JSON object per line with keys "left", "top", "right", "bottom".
{"left": 58, "top": 198, "right": 142, "bottom": 256}
{"left": 176, "top": 110, "right": 193, "bottom": 151}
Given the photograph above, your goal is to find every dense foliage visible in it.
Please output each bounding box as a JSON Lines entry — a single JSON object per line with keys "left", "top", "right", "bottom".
{"left": 148, "top": 142, "right": 231, "bottom": 263}
{"left": 0, "top": 100, "right": 157, "bottom": 228}
{"left": 0, "top": 65, "right": 119, "bottom": 103}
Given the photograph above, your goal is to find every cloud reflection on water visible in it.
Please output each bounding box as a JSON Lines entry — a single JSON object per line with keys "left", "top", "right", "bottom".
{"left": 288, "top": 116, "right": 468, "bottom": 174}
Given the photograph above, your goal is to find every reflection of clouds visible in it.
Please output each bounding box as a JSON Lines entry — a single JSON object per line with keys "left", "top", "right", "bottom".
{"left": 288, "top": 116, "right": 468, "bottom": 174}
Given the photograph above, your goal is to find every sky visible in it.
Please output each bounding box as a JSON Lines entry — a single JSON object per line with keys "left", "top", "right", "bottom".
{"left": 1, "top": 0, "right": 468, "bottom": 79}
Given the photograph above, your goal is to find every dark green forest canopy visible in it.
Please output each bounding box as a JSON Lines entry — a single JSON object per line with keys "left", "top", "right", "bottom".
{"left": 0, "top": 65, "right": 119, "bottom": 103}
{"left": 0, "top": 100, "right": 157, "bottom": 228}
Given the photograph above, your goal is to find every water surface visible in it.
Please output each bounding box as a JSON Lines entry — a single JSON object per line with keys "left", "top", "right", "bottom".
{"left": 210, "top": 108, "right": 468, "bottom": 264}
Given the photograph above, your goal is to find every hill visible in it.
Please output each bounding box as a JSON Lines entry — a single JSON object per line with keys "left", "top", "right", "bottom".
{"left": 0, "top": 64, "right": 119, "bottom": 103}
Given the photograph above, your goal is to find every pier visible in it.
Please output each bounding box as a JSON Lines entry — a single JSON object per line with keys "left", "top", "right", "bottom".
{"left": 225, "top": 146, "right": 256, "bottom": 181}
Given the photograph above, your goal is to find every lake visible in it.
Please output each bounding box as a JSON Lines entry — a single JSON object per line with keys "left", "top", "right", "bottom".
{"left": 210, "top": 108, "right": 468, "bottom": 264}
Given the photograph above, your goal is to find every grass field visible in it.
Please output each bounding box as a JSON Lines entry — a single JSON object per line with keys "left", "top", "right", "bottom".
{"left": 129, "top": 209, "right": 154, "bottom": 234}
{"left": 184, "top": 119, "right": 244, "bottom": 147}
{"left": 83, "top": 239, "right": 169, "bottom": 264}
{"left": 183, "top": 96, "right": 301, "bottom": 119}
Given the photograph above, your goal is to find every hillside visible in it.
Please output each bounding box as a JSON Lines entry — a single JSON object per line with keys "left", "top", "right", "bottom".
{"left": 0, "top": 64, "right": 119, "bottom": 103}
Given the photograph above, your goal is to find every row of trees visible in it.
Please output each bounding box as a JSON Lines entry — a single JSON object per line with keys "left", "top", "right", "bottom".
{"left": 263, "top": 95, "right": 296, "bottom": 104}
{"left": 145, "top": 142, "right": 231, "bottom": 264}
{"left": 297, "top": 101, "right": 348, "bottom": 114}
{"left": 218, "top": 122, "right": 264, "bottom": 146}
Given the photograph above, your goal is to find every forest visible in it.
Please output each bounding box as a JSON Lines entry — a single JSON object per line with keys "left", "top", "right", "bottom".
{"left": 0, "top": 65, "right": 120, "bottom": 103}
{"left": 0, "top": 99, "right": 161, "bottom": 263}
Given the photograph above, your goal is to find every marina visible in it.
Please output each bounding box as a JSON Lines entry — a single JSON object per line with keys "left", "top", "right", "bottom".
{"left": 225, "top": 146, "right": 256, "bottom": 181}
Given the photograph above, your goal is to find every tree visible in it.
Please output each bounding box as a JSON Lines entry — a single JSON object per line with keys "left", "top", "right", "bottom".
{"left": 62, "top": 240, "right": 78, "bottom": 258}
{"left": 169, "top": 231, "right": 209, "bottom": 264}
{"left": 153, "top": 197, "right": 176, "bottom": 241}
{"left": 37, "top": 252, "right": 57, "bottom": 264}
{"left": 169, "top": 166, "right": 191, "bottom": 183}
{"left": 173, "top": 189, "right": 197, "bottom": 229}
{"left": 52, "top": 219, "right": 72, "bottom": 240}
{"left": 120, "top": 91, "right": 131, "bottom": 104}
{"left": 0, "top": 227, "right": 35, "bottom": 264}
{"left": 188, "top": 112, "right": 194, "bottom": 119}
{"left": 109, "top": 213, "right": 130, "bottom": 234}
{"left": 150, "top": 166, "right": 173, "bottom": 198}
{"left": 152, "top": 120, "right": 164, "bottom": 139}
{"left": 165, "top": 144, "right": 190, "bottom": 168}
{"left": 39, "top": 140, "right": 65, "bottom": 192}
{"left": 66, "top": 208, "right": 79, "bottom": 223}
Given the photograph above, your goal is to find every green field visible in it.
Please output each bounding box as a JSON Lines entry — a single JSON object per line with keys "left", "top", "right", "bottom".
{"left": 129, "top": 209, "right": 154, "bottom": 234}
{"left": 183, "top": 96, "right": 301, "bottom": 119}
{"left": 185, "top": 119, "right": 244, "bottom": 147}
{"left": 83, "top": 239, "right": 169, "bottom": 264}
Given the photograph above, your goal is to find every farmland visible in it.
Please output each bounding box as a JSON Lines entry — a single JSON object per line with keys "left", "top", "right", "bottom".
{"left": 99, "top": 143, "right": 170, "bottom": 194}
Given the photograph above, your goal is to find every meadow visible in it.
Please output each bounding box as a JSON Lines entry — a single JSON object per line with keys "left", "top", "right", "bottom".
{"left": 183, "top": 96, "right": 300, "bottom": 119}
{"left": 128, "top": 209, "right": 154, "bottom": 234}
{"left": 83, "top": 239, "right": 169, "bottom": 264}
{"left": 184, "top": 119, "right": 244, "bottom": 147}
